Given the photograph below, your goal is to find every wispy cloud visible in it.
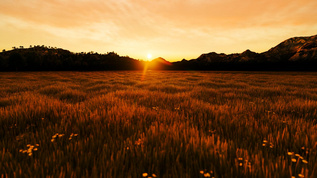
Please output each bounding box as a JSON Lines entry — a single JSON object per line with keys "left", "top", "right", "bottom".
{"left": 1, "top": 0, "right": 317, "bottom": 60}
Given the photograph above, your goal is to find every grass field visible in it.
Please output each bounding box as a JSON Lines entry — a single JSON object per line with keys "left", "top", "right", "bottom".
{"left": 0, "top": 71, "right": 317, "bottom": 177}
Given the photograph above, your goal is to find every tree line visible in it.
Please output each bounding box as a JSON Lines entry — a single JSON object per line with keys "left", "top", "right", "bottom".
{"left": 0, "top": 46, "right": 144, "bottom": 71}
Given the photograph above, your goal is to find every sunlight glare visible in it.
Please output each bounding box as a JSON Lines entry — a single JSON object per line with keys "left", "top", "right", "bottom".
{"left": 147, "top": 53, "right": 152, "bottom": 60}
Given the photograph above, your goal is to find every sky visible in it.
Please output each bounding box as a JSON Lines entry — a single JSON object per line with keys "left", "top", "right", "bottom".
{"left": 1, "top": 0, "right": 317, "bottom": 61}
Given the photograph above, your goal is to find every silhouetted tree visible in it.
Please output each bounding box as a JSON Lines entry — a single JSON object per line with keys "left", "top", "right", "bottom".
{"left": 25, "top": 51, "right": 42, "bottom": 70}
{"left": 8, "top": 52, "right": 26, "bottom": 71}
{"left": 0, "top": 55, "right": 7, "bottom": 70}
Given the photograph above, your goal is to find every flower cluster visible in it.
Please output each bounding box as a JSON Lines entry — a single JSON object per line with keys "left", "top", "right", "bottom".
{"left": 288, "top": 151, "right": 308, "bottom": 164}
{"left": 135, "top": 138, "right": 144, "bottom": 146}
{"left": 51, "top": 133, "right": 64, "bottom": 142}
{"left": 199, "top": 170, "right": 214, "bottom": 178}
{"left": 288, "top": 149, "right": 309, "bottom": 178}
{"left": 237, "top": 157, "right": 251, "bottom": 169}
{"left": 262, "top": 140, "right": 274, "bottom": 148}
{"left": 142, "top": 172, "right": 157, "bottom": 177}
{"left": 19, "top": 144, "right": 39, "bottom": 156}
{"left": 69, "top": 133, "right": 78, "bottom": 140}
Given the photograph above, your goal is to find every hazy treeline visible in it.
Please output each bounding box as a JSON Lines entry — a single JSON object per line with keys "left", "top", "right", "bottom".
{"left": 0, "top": 46, "right": 144, "bottom": 71}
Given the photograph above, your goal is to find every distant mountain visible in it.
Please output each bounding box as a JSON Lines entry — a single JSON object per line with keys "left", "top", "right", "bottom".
{"left": 144, "top": 57, "right": 172, "bottom": 70}
{"left": 150, "top": 57, "right": 172, "bottom": 69}
{"left": 173, "top": 34, "right": 317, "bottom": 70}
{"left": 151, "top": 57, "right": 171, "bottom": 64}
{"left": 264, "top": 35, "right": 317, "bottom": 62}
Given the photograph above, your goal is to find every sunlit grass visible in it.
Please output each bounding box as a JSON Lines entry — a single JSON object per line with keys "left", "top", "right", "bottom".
{"left": 0, "top": 71, "right": 317, "bottom": 177}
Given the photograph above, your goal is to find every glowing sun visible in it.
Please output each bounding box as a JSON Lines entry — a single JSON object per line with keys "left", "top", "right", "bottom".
{"left": 147, "top": 53, "right": 152, "bottom": 60}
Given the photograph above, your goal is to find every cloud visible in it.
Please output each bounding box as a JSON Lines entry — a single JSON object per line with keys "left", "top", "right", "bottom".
{"left": 1, "top": 0, "right": 316, "bottom": 31}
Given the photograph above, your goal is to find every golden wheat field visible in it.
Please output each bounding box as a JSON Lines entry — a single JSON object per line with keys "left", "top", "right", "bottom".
{"left": 0, "top": 71, "right": 317, "bottom": 177}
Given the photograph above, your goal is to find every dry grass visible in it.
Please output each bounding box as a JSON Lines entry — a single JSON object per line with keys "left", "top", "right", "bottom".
{"left": 0, "top": 71, "right": 316, "bottom": 177}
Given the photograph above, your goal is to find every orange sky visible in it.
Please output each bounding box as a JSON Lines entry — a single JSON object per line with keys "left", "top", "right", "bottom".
{"left": 1, "top": 0, "right": 317, "bottom": 61}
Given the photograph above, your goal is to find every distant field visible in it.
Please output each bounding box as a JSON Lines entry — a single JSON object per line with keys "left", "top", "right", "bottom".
{"left": 0, "top": 71, "right": 317, "bottom": 177}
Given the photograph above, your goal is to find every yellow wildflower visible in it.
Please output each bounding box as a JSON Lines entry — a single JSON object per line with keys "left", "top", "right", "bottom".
{"left": 287, "top": 152, "right": 293, "bottom": 156}
{"left": 204, "top": 173, "right": 211, "bottom": 177}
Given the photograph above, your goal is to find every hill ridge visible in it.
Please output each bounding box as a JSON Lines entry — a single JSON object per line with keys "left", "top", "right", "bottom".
{"left": 1, "top": 34, "right": 317, "bottom": 71}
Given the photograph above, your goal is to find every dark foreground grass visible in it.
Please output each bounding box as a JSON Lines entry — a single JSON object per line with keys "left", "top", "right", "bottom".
{"left": 0, "top": 71, "right": 316, "bottom": 177}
